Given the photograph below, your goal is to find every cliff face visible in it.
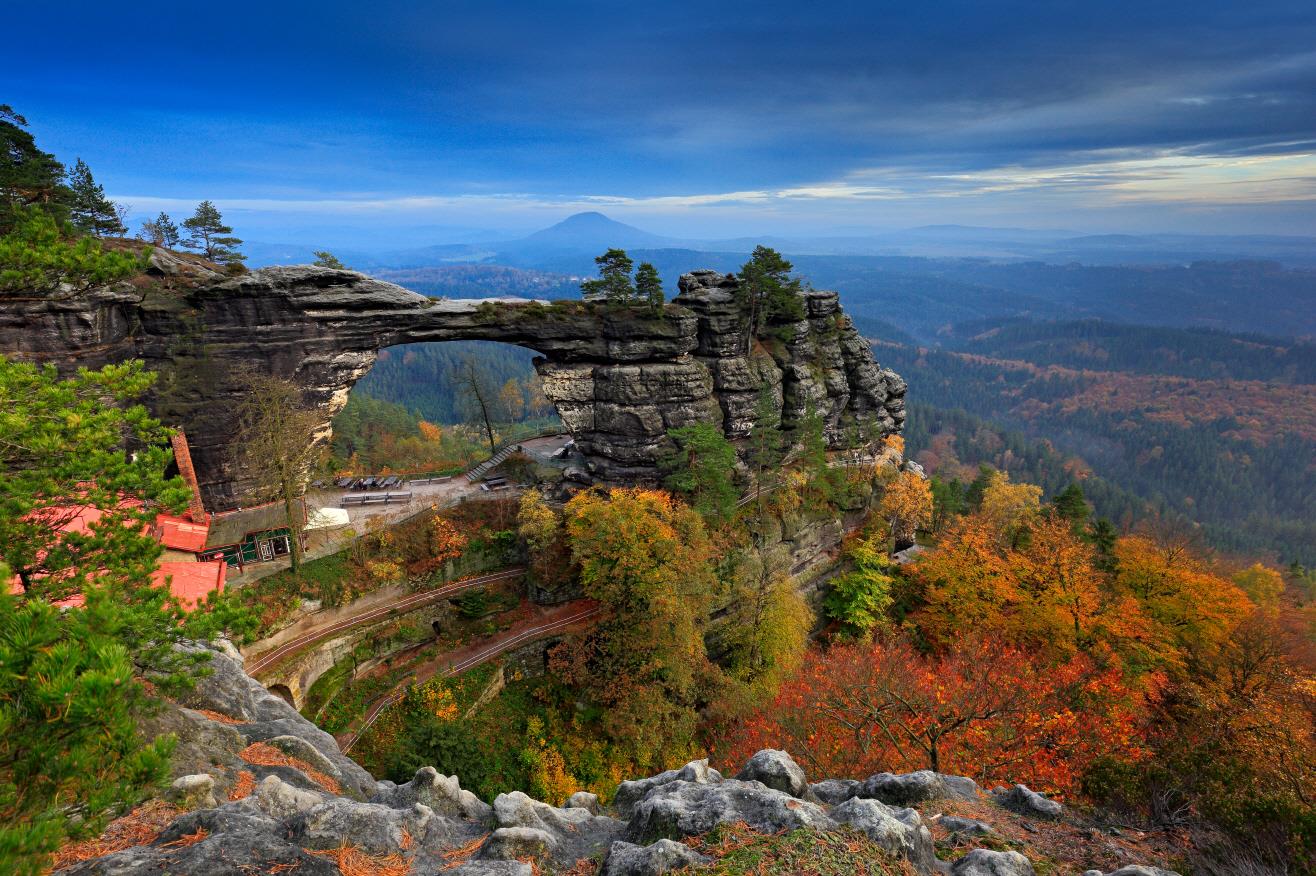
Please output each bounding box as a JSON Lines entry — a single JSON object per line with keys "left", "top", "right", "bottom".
{"left": 0, "top": 252, "right": 905, "bottom": 510}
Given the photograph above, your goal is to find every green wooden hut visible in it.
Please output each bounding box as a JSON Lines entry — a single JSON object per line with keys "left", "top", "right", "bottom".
{"left": 200, "top": 500, "right": 306, "bottom": 570}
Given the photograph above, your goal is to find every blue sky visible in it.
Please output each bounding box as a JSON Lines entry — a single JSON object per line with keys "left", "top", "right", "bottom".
{"left": 7, "top": 0, "right": 1316, "bottom": 243}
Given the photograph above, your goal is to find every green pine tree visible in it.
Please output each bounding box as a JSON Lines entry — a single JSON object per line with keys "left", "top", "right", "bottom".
{"left": 0, "top": 206, "right": 144, "bottom": 294}
{"left": 181, "top": 201, "right": 244, "bottom": 265}
{"left": 738, "top": 245, "right": 806, "bottom": 345}
{"left": 1051, "top": 482, "right": 1091, "bottom": 527}
{"left": 634, "top": 261, "right": 664, "bottom": 310}
{"left": 312, "top": 250, "right": 346, "bottom": 269}
{"left": 0, "top": 105, "right": 70, "bottom": 229}
{"left": 66, "top": 159, "right": 124, "bottom": 237}
{"left": 580, "top": 248, "right": 635, "bottom": 304}
{"left": 138, "top": 212, "right": 180, "bottom": 248}
{"left": 0, "top": 357, "right": 254, "bottom": 875}
{"left": 659, "top": 422, "right": 739, "bottom": 522}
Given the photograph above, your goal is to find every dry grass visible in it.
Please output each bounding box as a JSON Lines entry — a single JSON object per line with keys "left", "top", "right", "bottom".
{"left": 160, "top": 827, "right": 209, "bottom": 848}
{"left": 48, "top": 799, "right": 182, "bottom": 870}
{"left": 439, "top": 833, "right": 490, "bottom": 870}
{"left": 930, "top": 797, "right": 1192, "bottom": 873}
{"left": 229, "top": 770, "right": 257, "bottom": 801}
{"left": 194, "top": 708, "right": 247, "bottom": 725}
{"left": 239, "top": 742, "right": 343, "bottom": 795}
{"left": 559, "top": 859, "right": 601, "bottom": 876}
{"left": 308, "top": 844, "right": 411, "bottom": 876}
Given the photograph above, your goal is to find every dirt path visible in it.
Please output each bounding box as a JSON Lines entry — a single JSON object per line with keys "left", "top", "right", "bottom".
{"left": 244, "top": 567, "right": 526, "bottom": 677}
{"left": 340, "top": 599, "right": 602, "bottom": 752}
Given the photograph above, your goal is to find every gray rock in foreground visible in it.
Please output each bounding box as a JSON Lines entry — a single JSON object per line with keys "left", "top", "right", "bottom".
{"left": 602, "top": 839, "right": 712, "bottom": 875}
{"left": 992, "top": 784, "right": 1063, "bottom": 819}
{"left": 613, "top": 758, "right": 723, "bottom": 818}
{"left": 810, "top": 778, "right": 861, "bottom": 804}
{"left": 832, "top": 796, "right": 937, "bottom": 874}
{"left": 626, "top": 779, "right": 834, "bottom": 844}
{"left": 860, "top": 770, "right": 980, "bottom": 806}
{"left": 735, "top": 749, "right": 810, "bottom": 798}
{"left": 938, "top": 814, "right": 995, "bottom": 837}
{"left": 952, "top": 849, "right": 1037, "bottom": 876}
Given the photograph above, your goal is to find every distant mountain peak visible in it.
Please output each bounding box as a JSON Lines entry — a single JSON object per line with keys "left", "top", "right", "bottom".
{"left": 519, "top": 212, "right": 672, "bottom": 249}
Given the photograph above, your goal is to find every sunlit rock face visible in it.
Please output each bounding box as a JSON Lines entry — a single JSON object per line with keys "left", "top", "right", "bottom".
{"left": 0, "top": 254, "right": 903, "bottom": 510}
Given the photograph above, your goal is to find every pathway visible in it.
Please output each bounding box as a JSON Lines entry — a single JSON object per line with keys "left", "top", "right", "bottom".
{"left": 244, "top": 567, "right": 527, "bottom": 677}
{"left": 340, "top": 599, "right": 603, "bottom": 752}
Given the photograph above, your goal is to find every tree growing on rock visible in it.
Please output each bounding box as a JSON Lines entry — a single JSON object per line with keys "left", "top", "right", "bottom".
{"left": 579, "top": 248, "right": 635, "bottom": 304}
{"left": 0, "top": 207, "right": 143, "bottom": 294}
{"left": 659, "top": 422, "right": 738, "bottom": 523}
{"left": 181, "top": 200, "right": 244, "bottom": 265}
{"left": 738, "top": 245, "right": 806, "bottom": 346}
{"left": 0, "top": 105, "right": 71, "bottom": 227}
{"left": 65, "top": 158, "right": 124, "bottom": 237}
{"left": 138, "top": 211, "right": 180, "bottom": 248}
{"left": 634, "top": 261, "right": 664, "bottom": 310}
{"left": 312, "top": 250, "right": 346, "bottom": 269}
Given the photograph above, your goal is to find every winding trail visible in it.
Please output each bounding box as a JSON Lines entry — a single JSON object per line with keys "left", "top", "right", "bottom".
{"left": 244, "top": 567, "right": 527, "bottom": 677}
{"left": 341, "top": 600, "right": 603, "bottom": 752}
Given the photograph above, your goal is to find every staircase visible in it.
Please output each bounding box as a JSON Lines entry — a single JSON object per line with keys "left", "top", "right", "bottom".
{"left": 466, "top": 443, "right": 521, "bottom": 482}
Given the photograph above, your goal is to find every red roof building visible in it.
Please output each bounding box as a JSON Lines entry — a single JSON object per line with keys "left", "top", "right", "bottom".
{"left": 155, "top": 512, "right": 212, "bottom": 553}
{"left": 9, "top": 504, "right": 225, "bottom": 612}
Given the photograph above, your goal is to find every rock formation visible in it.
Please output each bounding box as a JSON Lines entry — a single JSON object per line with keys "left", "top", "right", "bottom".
{"left": 61, "top": 646, "right": 1181, "bottom": 876}
{"left": 0, "top": 252, "right": 905, "bottom": 510}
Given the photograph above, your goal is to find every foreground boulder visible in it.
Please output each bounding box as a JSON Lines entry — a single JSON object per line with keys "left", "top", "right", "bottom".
{"left": 735, "top": 748, "right": 811, "bottom": 798}
{"left": 613, "top": 758, "right": 723, "bottom": 817}
{"left": 57, "top": 652, "right": 1178, "bottom": 876}
{"left": 626, "top": 779, "right": 835, "bottom": 843}
{"left": 602, "top": 839, "right": 712, "bottom": 875}
{"left": 952, "top": 849, "right": 1036, "bottom": 876}
{"left": 832, "top": 797, "right": 937, "bottom": 873}
{"left": 860, "top": 770, "right": 980, "bottom": 806}
{"left": 992, "top": 784, "right": 1063, "bottom": 819}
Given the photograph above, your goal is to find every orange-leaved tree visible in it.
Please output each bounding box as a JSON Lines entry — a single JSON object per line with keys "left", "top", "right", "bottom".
{"left": 709, "top": 633, "right": 1149, "bottom": 795}
{"left": 878, "top": 469, "right": 933, "bottom": 547}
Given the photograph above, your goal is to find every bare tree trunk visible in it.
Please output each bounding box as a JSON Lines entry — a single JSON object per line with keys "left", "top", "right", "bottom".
{"left": 458, "top": 360, "right": 498, "bottom": 454}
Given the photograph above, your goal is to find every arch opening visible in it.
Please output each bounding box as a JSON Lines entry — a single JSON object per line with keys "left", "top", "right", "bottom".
{"left": 330, "top": 339, "right": 561, "bottom": 478}
{"left": 267, "top": 683, "right": 295, "bottom": 707}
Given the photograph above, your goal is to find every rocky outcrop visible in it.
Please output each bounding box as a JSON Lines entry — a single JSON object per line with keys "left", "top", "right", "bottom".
{"left": 0, "top": 254, "right": 904, "bottom": 509}
{"left": 62, "top": 650, "right": 1186, "bottom": 875}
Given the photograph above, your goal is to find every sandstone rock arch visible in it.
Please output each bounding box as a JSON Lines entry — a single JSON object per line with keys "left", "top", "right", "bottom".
{"left": 0, "top": 256, "right": 905, "bottom": 510}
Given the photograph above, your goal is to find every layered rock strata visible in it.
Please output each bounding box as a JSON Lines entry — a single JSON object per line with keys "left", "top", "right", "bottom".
{"left": 0, "top": 253, "right": 904, "bottom": 510}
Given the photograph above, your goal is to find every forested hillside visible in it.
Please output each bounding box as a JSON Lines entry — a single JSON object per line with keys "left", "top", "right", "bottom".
{"left": 880, "top": 321, "right": 1316, "bottom": 564}
{"left": 355, "top": 340, "right": 540, "bottom": 424}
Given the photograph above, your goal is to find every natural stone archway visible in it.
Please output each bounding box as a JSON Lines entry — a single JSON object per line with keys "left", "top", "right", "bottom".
{"left": 0, "top": 253, "right": 905, "bottom": 510}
